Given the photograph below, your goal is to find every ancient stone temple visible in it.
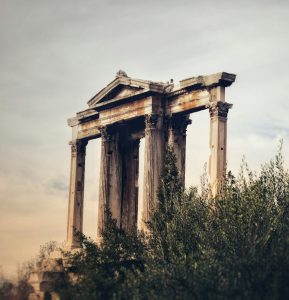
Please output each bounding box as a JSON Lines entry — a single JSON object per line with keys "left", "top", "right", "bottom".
{"left": 28, "top": 70, "right": 236, "bottom": 299}
{"left": 66, "top": 70, "right": 236, "bottom": 249}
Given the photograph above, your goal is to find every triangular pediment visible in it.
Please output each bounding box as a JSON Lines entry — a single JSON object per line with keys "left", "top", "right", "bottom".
{"left": 96, "top": 85, "right": 145, "bottom": 105}
{"left": 87, "top": 71, "right": 166, "bottom": 108}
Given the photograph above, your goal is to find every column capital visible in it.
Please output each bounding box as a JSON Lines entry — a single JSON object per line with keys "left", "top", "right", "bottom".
{"left": 167, "top": 114, "right": 192, "bottom": 136}
{"left": 207, "top": 101, "right": 233, "bottom": 118}
{"left": 99, "top": 126, "right": 112, "bottom": 142}
{"left": 145, "top": 114, "right": 159, "bottom": 131}
{"left": 69, "top": 140, "right": 87, "bottom": 156}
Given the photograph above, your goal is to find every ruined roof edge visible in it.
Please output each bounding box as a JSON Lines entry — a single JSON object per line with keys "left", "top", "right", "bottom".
{"left": 179, "top": 72, "right": 236, "bottom": 89}
{"left": 87, "top": 72, "right": 166, "bottom": 107}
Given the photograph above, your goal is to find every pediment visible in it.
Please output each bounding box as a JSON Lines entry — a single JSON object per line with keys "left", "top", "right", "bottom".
{"left": 97, "top": 85, "right": 144, "bottom": 105}
{"left": 87, "top": 71, "right": 166, "bottom": 108}
{"left": 88, "top": 75, "right": 146, "bottom": 107}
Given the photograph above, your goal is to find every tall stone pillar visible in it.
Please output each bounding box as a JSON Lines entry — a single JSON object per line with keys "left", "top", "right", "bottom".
{"left": 121, "top": 139, "right": 140, "bottom": 231}
{"left": 142, "top": 114, "right": 164, "bottom": 228}
{"left": 66, "top": 139, "right": 87, "bottom": 249}
{"left": 167, "top": 114, "right": 191, "bottom": 185}
{"left": 208, "top": 101, "right": 232, "bottom": 196}
{"left": 97, "top": 127, "right": 122, "bottom": 238}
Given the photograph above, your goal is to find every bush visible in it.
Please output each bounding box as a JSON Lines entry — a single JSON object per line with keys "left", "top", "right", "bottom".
{"left": 58, "top": 145, "right": 289, "bottom": 300}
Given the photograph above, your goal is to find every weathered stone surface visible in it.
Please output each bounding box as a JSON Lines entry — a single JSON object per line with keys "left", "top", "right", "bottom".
{"left": 66, "top": 139, "right": 87, "bottom": 250}
{"left": 66, "top": 71, "right": 236, "bottom": 240}
{"left": 97, "top": 126, "right": 122, "bottom": 236}
{"left": 142, "top": 113, "right": 165, "bottom": 227}
{"left": 28, "top": 254, "right": 64, "bottom": 300}
{"left": 207, "top": 88, "right": 233, "bottom": 196}
{"left": 29, "top": 70, "right": 237, "bottom": 300}
{"left": 97, "top": 124, "right": 142, "bottom": 237}
{"left": 167, "top": 114, "right": 191, "bottom": 184}
{"left": 121, "top": 138, "right": 140, "bottom": 231}
{"left": 68, "top": 72, "right": 235, "bottom": 141}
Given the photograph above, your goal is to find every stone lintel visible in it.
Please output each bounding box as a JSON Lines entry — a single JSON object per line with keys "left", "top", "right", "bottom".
{"left": 93, "top": 89, "right": 162, "bottom": 112}
{"left": 70, "top": 72, "right": 235, "bottom": 135}
{"left": 75, "top": 92, "right": 211, "bottom": 140}
{"left": 167, "top": 89, "right": 211, "bottom": 115}
{"left": 76, "top": 108, "right": 98, "bottom": 118}
{"left": 77, "top": 128, "right": 101, "bottom": 140}
{"left": 179, "top": 72, "right": 236, "bottom": 90}
{"left": 68, "top": 109, "right": 99, "bottom": 128}
{"left": 76, "top": 113, "right": 146, "bottom": 141}
{"left": 97, "top": 96, "right": 159, "bottom": 128}
{"left": 67, "top": 117, "right": 80, "bottom": 127}
{"left": 78, "top": 118, "right": 101, "bottom": 140}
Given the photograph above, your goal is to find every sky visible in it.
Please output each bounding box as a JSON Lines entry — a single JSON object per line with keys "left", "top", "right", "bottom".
{"left": 0, "top": 0, "right": 289, "bottom": 278}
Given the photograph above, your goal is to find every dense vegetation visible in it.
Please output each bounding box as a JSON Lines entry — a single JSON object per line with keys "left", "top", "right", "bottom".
{"left": 1, "top": 145, "right": 288, "bottom": 299}
{"left": 56, "top": 145, "right": 289, "bottom": 300}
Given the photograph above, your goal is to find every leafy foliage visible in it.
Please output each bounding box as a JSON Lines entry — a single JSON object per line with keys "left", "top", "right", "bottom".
{"left": 57, "top": 210, "right": 146, "bottom": 300}
{"left": 0, "top": 241, "right": 59, "bottom": 300}
{"left": 57, "top": 145, "right": 289, "bottom": 300}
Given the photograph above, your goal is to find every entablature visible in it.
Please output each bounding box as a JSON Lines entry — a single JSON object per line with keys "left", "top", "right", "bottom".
{"left": 68, "top": 71, "right": 236, "bottom": 141}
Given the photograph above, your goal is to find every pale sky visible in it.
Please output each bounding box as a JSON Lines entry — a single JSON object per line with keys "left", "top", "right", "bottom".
{"left": 1, "top": 0, "right": 289, "bottom": 278}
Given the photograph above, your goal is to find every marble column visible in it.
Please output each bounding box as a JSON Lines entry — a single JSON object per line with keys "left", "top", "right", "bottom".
{"left": 66, "top": 139, "right": 87, "bottom": 249}
{"left": 208, "top": 101, "right": 232, "bottom": 196}
{"left": 121, "top": 139, "right": 140, "bottom": 231}
{"left": 97, "top": 127, "right": 122, "bottom": 238}
{"left": 142, "top": 114, "right": 164, "bottom": 228}
{"left": 167, "top": 114, "right": 191, "bottom": 185}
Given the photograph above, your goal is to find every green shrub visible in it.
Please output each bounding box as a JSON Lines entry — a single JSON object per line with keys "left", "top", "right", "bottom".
{"left": 58, "top": 145, "right": 289, "bottom": 300}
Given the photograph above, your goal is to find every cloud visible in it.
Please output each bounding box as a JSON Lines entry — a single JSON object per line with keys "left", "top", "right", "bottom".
{"left": 0, "top": 0, "right": 289, "bottom": 277}
{"left": 45, "top": 178, "right": 68, "bottom": 193}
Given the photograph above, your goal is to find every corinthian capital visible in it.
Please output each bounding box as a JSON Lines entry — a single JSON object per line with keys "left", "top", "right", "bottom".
{"left": 169, "top": 115, "right": 192, "bottom": 136}
{"left": 99, "top": 126, "right": 111, "bottom": 142}
{"left": 145, "top": 114, "right": 159, "bottom": 130}
{"left": 207, "top": 101, "right": 233, "bottom": 118}
{"left": 70, "top": 140, "right": 87, "bottom": 156}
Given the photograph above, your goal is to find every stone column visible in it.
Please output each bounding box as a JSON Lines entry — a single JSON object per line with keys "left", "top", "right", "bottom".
{"left": 97, "top": 127, "right": 122, "bottom": 238}
{"left": 142, "top": 114, "right": 164, "bottom": 228}
{"left": 167, "top": 114, "right": 191, "bottom": 185}
{"left": 121, "top": 139, "right": 140, "bottom": 231}
{"left": 66, "top": 139, "right": 87, "bottom": 249}
{"left": 208, "top": 101, "right": 232, "bottom": 196}
{"left": 97, "top": 127, "right": 110, "bottom": 238}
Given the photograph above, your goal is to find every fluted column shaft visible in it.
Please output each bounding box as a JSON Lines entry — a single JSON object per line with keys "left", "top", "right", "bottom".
{"left": 167, "top": 114, "right": 191, "bottom": 185}
{"left": 66, "top": 139, "right": 87, "bottom": 249}
{"left": 97, "top": 128, "right": 122, "bottom": 238}
{"left": 208, "top": 101, "right": 232, "bottom": 196}
{"left": 142, "top": 114, "right": 164, "bottom": 227}
{"left": 121, "top": 139, "right": 140, "bottom": 231}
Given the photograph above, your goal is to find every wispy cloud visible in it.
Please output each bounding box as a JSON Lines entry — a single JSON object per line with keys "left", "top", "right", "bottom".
{"left": 45, "top": 178, "right": 68, "bottom": 194}
{"left": 0, "top": 0, "right": 289, "bottom": 277}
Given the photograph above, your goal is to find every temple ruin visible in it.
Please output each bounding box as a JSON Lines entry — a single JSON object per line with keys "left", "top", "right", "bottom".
{"left": 66, "top": 70, "right": 236, "bottom": 249}
{"left": 28, "top": 70, "right": 236, "bottom": 299}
